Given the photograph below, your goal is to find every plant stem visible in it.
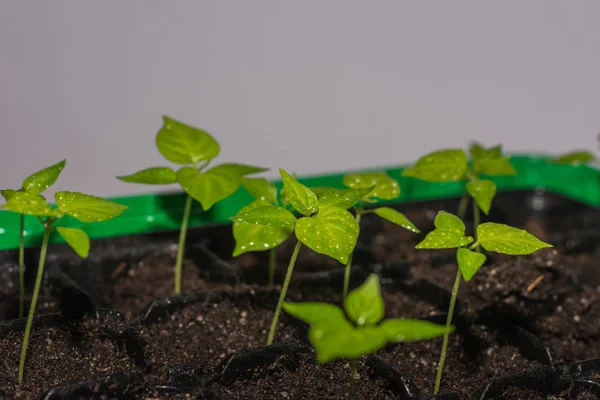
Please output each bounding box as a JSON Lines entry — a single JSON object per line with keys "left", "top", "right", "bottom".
{"left": 343, "top": 204, "right": 364, "bottom": 298}
{"left": 472, "top": 200, "right": 481, "bottom": 252}
{"left": 18, "top": 214, "right": 25, "bottom": 319}
{"left": 174, "top": 194, "right": 193, "bottom": 294}
{"left": 268, "top": 248, "right": 277, "bottom": 287}
{"left": 434, "top": 267, "right": 462, "bottom": 395}
{"left": 18, "top": 224, "right": 51, "bottom": 385}
{"left": 457, "top": 194, "right": 468, "bottom": 220}
{"left": 349, "top": 359, "right": 357, "bottom": 400}
{"left": 267, "top": 241, "right": 302, "bottom": 345}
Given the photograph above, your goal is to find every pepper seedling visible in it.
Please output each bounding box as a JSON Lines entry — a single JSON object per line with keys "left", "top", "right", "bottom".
{"left": 1, "top": 159, "right": 66, "bottom": 319}
{"left": 415, "top": 211, "right": 552, "bottom": 394}
{"left": 230, "top": 169, "right": 369, "bottom": 345}
{"left": 283, "top": 273, "right": 452, "bottom": 399}
{"left": 2, "top": 189, "right": 127, "bottom": 385}
{"left": 335, "top": 171, "right": 420, "bottom": 297}
{"left": 552, "top": 132, "right": 599, "bottom": 166}
{"left": 118, "top": 116, "right": 267, "bottom": 294}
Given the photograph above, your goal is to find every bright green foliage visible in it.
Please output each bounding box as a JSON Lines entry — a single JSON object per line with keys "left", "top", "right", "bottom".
{"left": 279, "top": 169, "right": 319, "bottom": 216}
{"left": 311, "top": 187, "right": 373, "bottom": 209}
{"left": 473, "top": 156, "right": 516, "bottom": 176}
{"left": 456, "top": 248, "right": 486, "bottom": 281}
{"left": 343, "top": 172, "right": 400, "bottom": 200}
{"left": 20, "top": 159, "right": 66, "bottom": 194}
{"left": 283, "top": 274, "right": 452, "bottom": 362}
{"left": 372, "top": 207, "right": 420, "bottom": 233}
{"left": 176, "top": 165, "right": 238, "bottom": 210}
{"left": 469, "top": 143, "right": 502, "bottom": 161}
{"left": 553, "top": 151, "right": 595, "bottom": 166}
{"left": 156, "top": 116, "right": 220, "bottom": 165}
{"left": 3, "top": 192, "right": 58, "bottom": 217}
{"left": 401, "top": 149, "right": 468, "bottom": 182}
{"left": 55, "top": 191, "right": 128, "bottom": 222}
{"left": 416, "top": 211, "right": 473, "bottom": 249}
{"left": 466, "top": 179, "right": 496, "bottom": 215}
{"left": 241, "top": 177, "right": 278, "bottom": 204}
{"left": 231, "top": 204, "right": 297, "bottom": 228}
{"left": 56, "top": 227, "right": 90, "bottom": 258}
{"left": 475, "top": 223, "right": 553, "bottom": 255}
{"left": 116, "top": 167, "right": 177, "bottom": 184}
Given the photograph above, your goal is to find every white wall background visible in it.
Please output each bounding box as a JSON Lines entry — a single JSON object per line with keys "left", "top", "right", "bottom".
{"left": 1, "top": 1, "right": 599, "bottom": 199}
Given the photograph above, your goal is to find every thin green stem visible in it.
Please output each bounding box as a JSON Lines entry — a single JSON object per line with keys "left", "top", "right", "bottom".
{"left": 343, "top": 204, "right": 363, "bottom": 298}
{"left": 434, "top": 267, "right": 462, "bottom": 395}
{"left": 473, "top": 200, "right": 481, "bottom": 252}
{"left": 267, "top": 241, "right": 302, "bottom": 345}
{"left": 457, "top": 194, "right": 468, "bottom": 220}
{"left": 268, "top": 248, "right": 277, "bottom": 287}
{"left": 349, "top": 359, "right": 357, "bottom": 400}
{"left": 174, "top": 194, "right": 193, "bottom": 294}
{"left": 18, "top": 214, "right": 25, "bottom": 319}
{"left": 18, "top": 223, "right": 52, "bottom": 385}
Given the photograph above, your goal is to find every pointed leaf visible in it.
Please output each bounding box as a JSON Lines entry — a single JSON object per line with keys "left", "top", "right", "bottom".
{"left": 295, "top": 207, "right": 358, "bottom": 264}
{"left": 1, "top": 189, "right": 18, "bottom": 202}
{"left": 474, "top": 156, "right": 516, "bottom": 176}
{"left": 156, "top": 115, "right": 220, "bottom": 165}
{"left": 311, "top": 187, "right": 373, "bottom": 210}
{"left": 434, "top": 211, "right": 466, "bottom": 233}
{"left": 456, "top": 248, "right": 487, "bottom": 281}
{"left": 402, "top": 149, "right": 468, "bottom": 182}
{"left": 553, "top": 151, "right": 595, "bottom": 166}
{"left": 231, "top": 200, "right": 293, "bottom": 256}
{"left": 343, "top": 172, "right": 400, "bottom": 200}
{"left": 21, "top": 159, "right": 66, "bottom": 194}
{"left": 380, "top": 318, "right": 454, "bottom": 343}
{"left": 241, "top": 178, "right": 278, "bottom": 204}
{"left": 55, "top": 191, "right": 128, "bottom": 222}
{"left": 416, "top": 211, "right": 472, "bottom": 249}
{"left": 3, "top": 191, "right": 57, "bottom": 217}
{"left": 344, "top": 274, "right": 384, "bottom": 326}
{"left": 56, "top": 227, "right": 90, "bottom": 258}
{"left": 476, "top": 223, "right": 553, "bottom": 255}
{"left": 469, "top": 143, "right": 502, "bottom": 162}
{"left": 279, "top": 169, "right": 319, "bottom": 216}
{"left": 466, "top": 179, "right": 496, "bottom": 215}
{"left": 372, "top": 207, "right": 420, "bottom": 233}
{"left": 230, "top": 204, "right": 297, "bottom": 228}
{"left": 176, "top": 165, "right": 240, "bottom": 210}
{"left": 209, "top": 163, "right": 269, "bottom": 177}
{"left": 117, "top": 167, "right": 177, "bottom": 185}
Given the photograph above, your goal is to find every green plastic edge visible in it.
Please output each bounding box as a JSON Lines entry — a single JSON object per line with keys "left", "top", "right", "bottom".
{"left": 0, "top": 154, "right": 598, "bottom": 252}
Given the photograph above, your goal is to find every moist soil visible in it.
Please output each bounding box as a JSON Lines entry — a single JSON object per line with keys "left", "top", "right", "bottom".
{"left": 0, "top": 190, "right": 599, "bottom": 398}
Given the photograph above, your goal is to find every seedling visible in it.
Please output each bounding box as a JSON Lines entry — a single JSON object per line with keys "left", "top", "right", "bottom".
{"left": 2, "top": 188, "right": 127, "bottom": 384}
{"left": 118, "top": 116, "right": 266, "bottom": 293}
{"left": 232, "top": 177, "right": 287, "bottom": 286}
{"left": 231, "top": 169, "right": 368, "bottom": 345}
{"left": 416, "top": 211, "right": 552, "bottom": 394}
{"left": 283, "top": 273, "right": 452, "bottom": 399}
{"left": 338, "top": 171, "right": 420, "bottom": 297}
{"left": 1, "top": 159, "right": 66, "bottom": 319}
{"left": 552, "top": 133, "right": 599, "bottom": 166}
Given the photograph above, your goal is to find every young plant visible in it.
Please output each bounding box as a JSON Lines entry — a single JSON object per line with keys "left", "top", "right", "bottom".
{"left": 283, "top": 273, "right": 452, "bottom": 399}
{"left": 1, "top": 159, "right": 66, "bottom": 319}
{"left": 2, "top": 189, "right": 127, "bottom": 384}
{"left": 552, "top": 132, "right": 599, "bottom": 166}
{"left": 416, "top": 211, "right": 552, "bottom": 394}
{"left": 230, "top": 169, "right": 370, "bottom": 345}
{"left": 337, "top": 171, "right": 420, "bottom": 297}
{"left": 117, "top": 116, "right": 266, "bottom": 294}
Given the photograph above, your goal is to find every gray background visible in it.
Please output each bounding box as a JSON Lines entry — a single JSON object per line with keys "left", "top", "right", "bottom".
{"left": 1, "top": 1, "right": 599, "bottom": 199}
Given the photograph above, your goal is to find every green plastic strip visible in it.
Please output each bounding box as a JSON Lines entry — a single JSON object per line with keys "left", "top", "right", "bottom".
{"left": 0, "top": 154, "right": 598, "bottom": 252}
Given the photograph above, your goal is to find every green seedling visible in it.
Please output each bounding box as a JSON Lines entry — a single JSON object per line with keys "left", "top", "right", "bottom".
{"left": 231, "top": 169, "right": 367, "bottom": 345}
{"left": 2, "top": 188, "right": 127, "bottom": 384}
{"left": 283, "top": 273, "right": 452, "bottom": 399}
{"left": 416, "top": 211, "right": 552, "bottom": 394}
{"left": 1, "top": 160, "right": 66, "bottom": 319}
{"left": 552, "top": 133, "right": 599, "bottom": 166}
{"left": 118, "top": 116, "right": 267, "bottom": 294}
{"left": 336, "top": 171, "right": 419, "bottom": 297}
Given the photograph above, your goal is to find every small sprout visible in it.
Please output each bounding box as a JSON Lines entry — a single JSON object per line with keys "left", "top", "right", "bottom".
{"left": 416, "top": 211, "right": 552, "bottom": 394}
{"left": 283, "top": 274, "right": 451, "bottom": 398}
{"left": 2, "top": 185, "right": 127, "bottom": 385}
{"left": 552, "top": 132, "right": 599, "bottom": 166}
{"left": 230, "top": 169, "right": 364, "bottom": 345}
{"left": 118, "top": 116, "right": 267, "bottom": 293}
{"left": 1, "top": 159, "right": 66, "bottom": 319}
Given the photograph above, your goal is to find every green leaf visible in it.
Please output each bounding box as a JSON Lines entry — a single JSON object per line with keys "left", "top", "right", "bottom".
{"left": 231, "top": 200, "right": 294, "bottom": 256}
{"left": 456, "top": 248, "right": 487, "bottom": 281}
{"left": 311, "top": 187, "right": 373, "bottom": 210}
{"left": 372, "top": 207, "right": 420, "bottom": 233}
{"left": 241, "top": 178, "right": 278, "bottom": 204}
{"left": 279, "top": 169, "right": 319, "bottom": 216}
{"left": 117, "top": 167, "right": 177, "bottom": 185}
{"left": 56, "top": 227, "right": 90, "bottom": 258}
{"left": 155, "top": 115, "right": 220, "bottom": 165}
{"left": 553, "top": 151, "right": 595, "bottom": 166}
{"left": 476, "top": 223, "right": 553, "bottom": 255}
{"left": 379, "top": 318, "right": 454, "bottom": 343}
{"left": 401, "top": 149, "right": 468, "bottom": 182}
{"left": 416, "top": 211, "right": 473, "bottom": 249}
{"left": 295, "top": 206, "right": 358, "bottom": 264}
{"left": 344, "top": 274, "right": 384, "bottom": 326}
{"left": 1, "top": 189, "right": 18, "bottom": 202}
{"left": 176, "top": 165, "right": 240, "bottom": 210}
{"left": 2, "top": 191, "right": 57, "bottom": 217}
{"left": 466, "top": 179, "right": 496, "bottom": 215}
{"left": 473, "top": 156, "right": 516, "bottom": 176}
{"left": 469, "top": 143, "right": 502, "bottom": 162}
{"left": 55, "top": 191, "right": 128, "bottom": 222}
{"left": 208, "top": 163, "right": 268, "bottom": 177}
{"left": 21, "top": 159, "right": 66, "bottom": 194}
{"left": 230, "top": 204, "right": 297, "bottom": 228}
{"left": 343, "top": 172, "right": 400, "bottom": 200}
